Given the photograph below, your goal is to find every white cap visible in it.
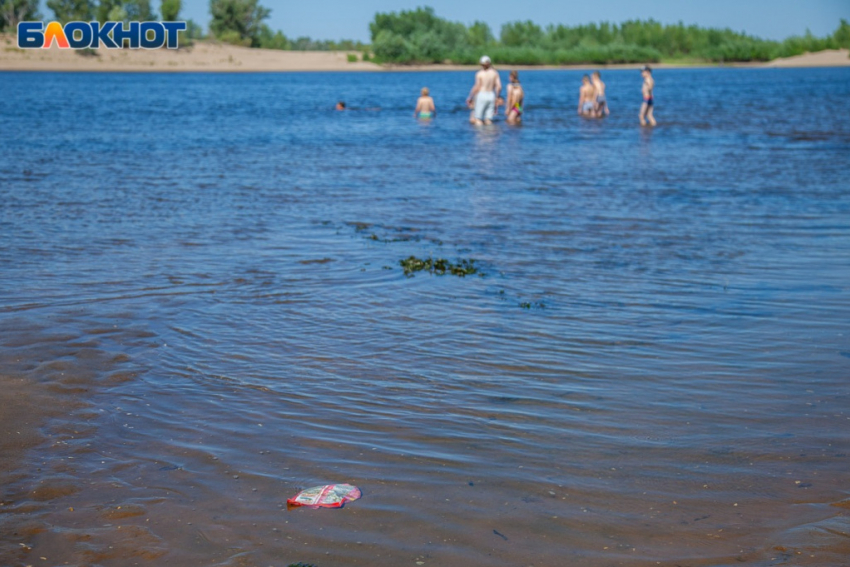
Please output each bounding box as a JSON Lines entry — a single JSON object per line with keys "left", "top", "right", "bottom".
{"left": 479, "top": 55, "right": 491, "bottom": 65}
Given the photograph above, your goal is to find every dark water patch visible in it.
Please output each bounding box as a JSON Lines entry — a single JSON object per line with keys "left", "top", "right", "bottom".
{"left": 346, "top": 221, "right": 372, "bottom": 232}
{"left": 298, "top": 257, "right": 335, "bottom": 264}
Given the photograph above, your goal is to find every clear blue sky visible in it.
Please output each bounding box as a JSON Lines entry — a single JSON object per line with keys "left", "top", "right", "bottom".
{"left": 42, "top": 0, "right": 850, "bottom": 42}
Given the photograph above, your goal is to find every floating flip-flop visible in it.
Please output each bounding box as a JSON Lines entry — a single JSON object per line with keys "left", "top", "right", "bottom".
{"left": 287, "top": 484, "right": 362, "bottom": 508}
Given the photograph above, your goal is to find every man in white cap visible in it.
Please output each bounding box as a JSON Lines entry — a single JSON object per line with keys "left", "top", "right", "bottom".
{"left": 466, "top": 55, "right": 502, "bottom": 125}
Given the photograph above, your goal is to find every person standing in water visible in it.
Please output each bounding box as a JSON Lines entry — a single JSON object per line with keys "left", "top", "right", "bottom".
{"left": 505, "top": 70, "right": 524, "bottom": 124}
{"left": 591, "top": 71, "right": 609, "bottom": 117}
{"left": 467, "top": 55, "right": 502, "bottom": 125}
{"left": 578, "top": 75, "right": 596, "bottom": 117}
{"left": 640, "top": 66, "right": 656, "bottom": 127}
{"left": 414, "top": 87, "right": 436, "bottom": 120}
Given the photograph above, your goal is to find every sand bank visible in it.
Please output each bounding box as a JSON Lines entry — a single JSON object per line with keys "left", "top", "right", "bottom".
{"left": 764, "top": 48, "right": 850, "bottom": 67}
{"left": 0, "top": 34, "right": 850, "bottom": 73}
{"left": 0, "top": 34, "right": 382, "bottom": 71}
{"left": 2, "top": 33, "right": 849, "bottom": 72}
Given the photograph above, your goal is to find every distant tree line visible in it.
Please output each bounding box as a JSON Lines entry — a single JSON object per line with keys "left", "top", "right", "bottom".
{"left": 28, "top": 0, "right": 159, "bottom": 25}
{"left": 0, "top": 0, "right": 204, "bottom": 41}
{"left": 7, "top": 0, "right": 848, "bottom": 63}
{"left": 370, "top": 7, "right": 850, "bottom": 64}
{"left": 0, "top": 0, "right": 363, "bottom": 52}
{"left": 208, "top": 0, "right": 366, "bottom": 50}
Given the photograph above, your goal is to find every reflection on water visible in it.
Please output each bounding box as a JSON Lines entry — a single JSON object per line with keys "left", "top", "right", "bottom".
{"left": 0, "top": 68, "right": 849, "bottom": 567}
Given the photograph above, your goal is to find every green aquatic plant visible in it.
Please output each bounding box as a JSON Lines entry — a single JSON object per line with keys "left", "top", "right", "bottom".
{"left": 399, "top": 256, "right": 479, "bottom": 277}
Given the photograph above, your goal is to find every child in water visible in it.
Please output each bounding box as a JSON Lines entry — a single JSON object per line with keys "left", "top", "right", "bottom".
{"left": 639, "top": 66, "right": 656, "bottom": 127}
{"left": 414, "top": 87, "right": 436, "bottom": 119}
{"left": 578, "top": 75, "right": 597, "bottom": 117}
{"left": 467, "top": 88, "right": 476, "bottom": 123}
{"left": 505, "top": 70, "right": 524, "bottom": 124}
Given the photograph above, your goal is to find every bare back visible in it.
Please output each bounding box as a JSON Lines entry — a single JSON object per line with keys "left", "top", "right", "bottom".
{"left": 415, "top": 96, "right": 435, "bottom": 113}
{"left": 580, "top": 83, "right": 595, "bottom": 104}
{"left": 474, "top": 67, "right": 501, "bottom": 96}
{"left": 507, "top": 83, "right": 524, "bottom": 108}
{"left": 592, "top": 77, "right": 606, "bottom": 98}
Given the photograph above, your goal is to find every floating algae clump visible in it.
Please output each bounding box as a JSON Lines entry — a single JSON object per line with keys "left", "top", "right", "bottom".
{"left": 400, "top": 256, "right": 479, "bottom": 277}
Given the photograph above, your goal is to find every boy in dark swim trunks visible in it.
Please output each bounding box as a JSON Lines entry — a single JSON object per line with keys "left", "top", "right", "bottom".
{"left": 639, "top": 66, "right": 656, "bottom": 127}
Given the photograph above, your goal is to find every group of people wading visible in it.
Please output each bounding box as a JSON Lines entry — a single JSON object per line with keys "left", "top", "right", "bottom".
{"left": 413, "top": 56, "right": 658, "bottom": 127}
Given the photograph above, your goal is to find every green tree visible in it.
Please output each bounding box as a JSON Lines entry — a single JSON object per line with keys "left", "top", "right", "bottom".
{"left": 369, "top": 7, "right": 474, "bottom": 62}
{"left": 209, "top": 0, "right": 270, "bottom": 47}
{"left": 500, "top": 20, "right": 544, "bottom": 47}
{"left": 370, "top": 6, "right": 441, "bottom": 41}
{"left": 371, "top": 28, "right": 413, "bottom": 62}
{"left": 831, "top": 19, "right": 850, "bottom": 48}
{"left": 160, "top": 0, "right": 181, "bottom": 21}
{"left": 95, "top": 0, "right": 120, "bottom": 23}
{"left": 258, "top": 23, "right": 289, "bottom": 49}
{"left": 47, "top": 0, "right": 92, "bottom": 23}
{"left": 124, "top": 0, "right": 155, "bottom": 21}
{"left": 0, "top": 0, "right": 39, "bottom": 31}
{"left": 185, "top": 18, "right": 205, "bottom": 39}
{"left": 107, "top": 4, "right": 126, "bottom": 21}
{"left": 367, "top": 8, "right": 847, "bottom": 64}
{"left": 467, "top": 21, "right": 493, "bottom": 47}
{"left": 94, "top": 0, "right": 155, "bottom": 23}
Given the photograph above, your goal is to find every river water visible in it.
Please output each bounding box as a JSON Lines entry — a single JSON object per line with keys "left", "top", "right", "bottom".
{"left": 1, "top": 67, "right": 849, "bottom": 567}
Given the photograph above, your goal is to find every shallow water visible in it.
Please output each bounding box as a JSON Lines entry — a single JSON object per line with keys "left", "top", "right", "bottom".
{"left": 1, "top": 68, "right": 849, "bottom": 567}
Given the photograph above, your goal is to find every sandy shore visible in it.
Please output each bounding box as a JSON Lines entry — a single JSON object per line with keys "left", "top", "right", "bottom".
{"left": 392, "top": 50, "right": 848, "bottom": 71}
{"left": 0, "top": 34, "right": 382, "bottom": 72}
{"left": 2, "top": 32, "right": 848, "bottom": 72}
{"left": 0, "top": 34, "right": 850, "bottom": 72}
{"left": 764, "top": 48, "right": 850, "bottom": 67}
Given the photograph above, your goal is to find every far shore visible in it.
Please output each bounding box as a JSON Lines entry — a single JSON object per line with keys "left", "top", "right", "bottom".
{"left": 1, "top": 34, "right": 848, "bottom": 72}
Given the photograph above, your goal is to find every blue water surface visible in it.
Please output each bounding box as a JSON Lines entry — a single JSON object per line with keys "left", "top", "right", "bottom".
{"left": 1, "top": 67, "right": 849, "bottom": 567}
